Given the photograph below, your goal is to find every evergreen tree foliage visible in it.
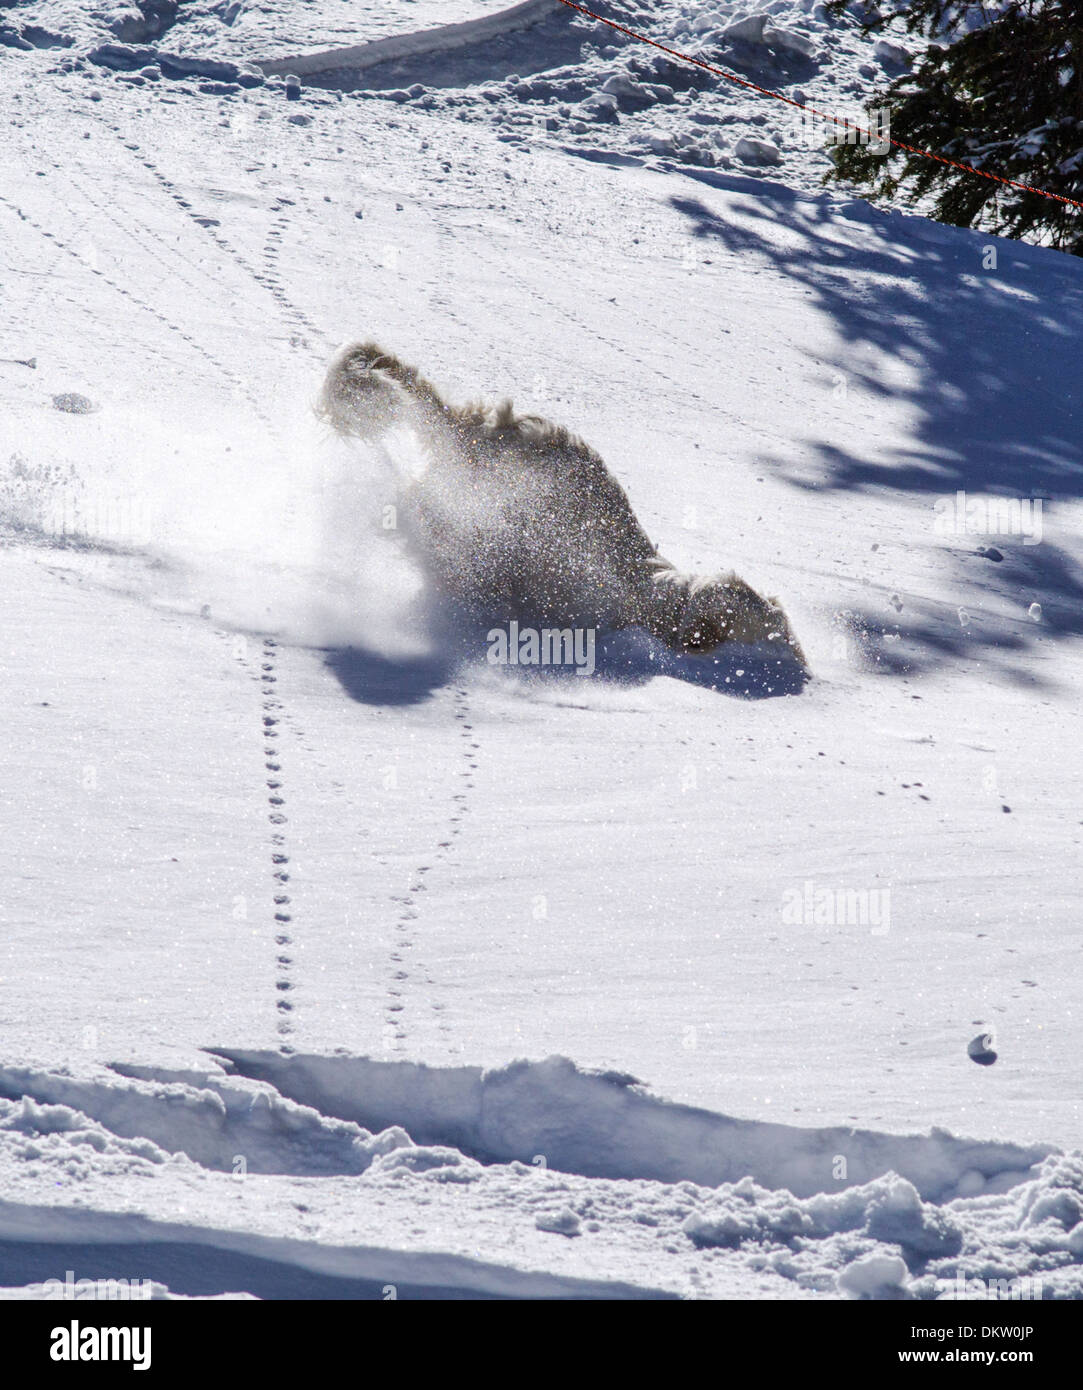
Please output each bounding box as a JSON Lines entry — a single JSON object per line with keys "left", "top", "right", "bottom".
{"left": 825, "top": 1, "right": 1083, "bottom": 253}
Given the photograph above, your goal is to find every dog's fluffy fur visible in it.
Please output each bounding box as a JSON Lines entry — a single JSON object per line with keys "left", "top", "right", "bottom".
{"left": 318, "top": 341, "right": 806, "bottom": 665}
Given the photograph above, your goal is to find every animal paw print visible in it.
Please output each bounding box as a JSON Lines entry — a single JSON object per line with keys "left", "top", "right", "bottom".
{"left": 262, "top": 637, "right": 295, "bottom": 1042}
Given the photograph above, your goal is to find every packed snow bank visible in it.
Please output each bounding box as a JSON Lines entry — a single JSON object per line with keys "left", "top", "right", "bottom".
{"left": 257, "top": 0, "right": 561, "bottom": 82}
{"left": 215, "top": 1052, "right": 1052, "bottom": 1201}
{"left": 0, "top": 0, "right": 503, "bottom": 63}
{"left": 0, "top": 1077, "right": 683, "bottom": 1299}
{"left": 0, "top": 1063, "right": 1080, "bottom": 1299}
{"left": 5, "top": 0, "right": 928, "bottom": 203}
{"left": 0, "top": 1064, "right": 414, "bottom": 1176}
{"left": 684, "top": 1155, "right": 1083, "bottom": 1299}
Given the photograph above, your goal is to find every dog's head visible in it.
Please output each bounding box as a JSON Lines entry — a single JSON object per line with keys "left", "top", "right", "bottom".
{"left": 675, "top": 574, "right": 806, "bottom": 664}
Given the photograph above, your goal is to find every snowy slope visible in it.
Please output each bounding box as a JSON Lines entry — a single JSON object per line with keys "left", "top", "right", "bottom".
{"left": 1, "top": 1, "right": 1082, "bottom": 1299}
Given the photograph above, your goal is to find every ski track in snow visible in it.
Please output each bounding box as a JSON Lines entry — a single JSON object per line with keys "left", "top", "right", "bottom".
{"left": 0, "top": 122, "right": 320, "bottom": 1053}
{"left": 31, "top": 143, "right": 316, "bottom": 1045}
{"left": 0, "top": 186, "right": 269, "bottom": 434}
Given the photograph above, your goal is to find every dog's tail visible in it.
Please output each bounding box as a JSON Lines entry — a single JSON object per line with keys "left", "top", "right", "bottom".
{"left": 317, "top": 341, "right": 445, "bottom": 442}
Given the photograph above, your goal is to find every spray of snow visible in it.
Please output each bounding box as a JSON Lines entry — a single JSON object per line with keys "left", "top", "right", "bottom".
{"left": 0, "top": 376, "right": 437, "bottom": 660}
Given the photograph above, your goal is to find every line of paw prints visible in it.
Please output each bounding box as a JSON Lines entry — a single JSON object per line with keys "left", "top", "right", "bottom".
{"left": 383, "top": 687, "right": 479, "bottom": 1054}
{"left": 261, "top": 637, "right": 297, "bottom": 1047}
{"left": 260, "top": 202, "right": 327, "bottom": 355}
{"left": 104, "top": 124, "right": 328, "bottom": 360}
{"left": 218, "top": 629, "right": 297, "bottom": 1048}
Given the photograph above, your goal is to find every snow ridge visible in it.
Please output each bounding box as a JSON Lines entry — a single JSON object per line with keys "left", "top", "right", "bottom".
{"left": 214, "top": 1051, "right": 1052, "bottom": 1201}
{"left": 1, "top": 1058, "right": 1080, "bottom": 1300}
{"left": 257, "top": 0, "right": 562, "bottom": 83}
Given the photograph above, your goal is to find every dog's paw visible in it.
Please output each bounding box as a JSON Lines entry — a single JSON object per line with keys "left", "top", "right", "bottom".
{"left": 319, "top": 343, "right": 404, "bottom": 437}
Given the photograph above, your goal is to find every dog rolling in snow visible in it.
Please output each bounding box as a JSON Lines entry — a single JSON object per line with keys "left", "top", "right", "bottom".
{"left": 318, "top": 342, "right": 807, "bottom": 668}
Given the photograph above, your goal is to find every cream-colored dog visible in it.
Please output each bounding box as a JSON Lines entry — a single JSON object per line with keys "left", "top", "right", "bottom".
{"left": 318, "top": 341, "right": 807, "bottom": 667}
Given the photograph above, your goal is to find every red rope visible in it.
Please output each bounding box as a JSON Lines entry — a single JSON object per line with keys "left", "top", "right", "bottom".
{"left": 557, "top": 0, "right": 1083, "bottom": 212}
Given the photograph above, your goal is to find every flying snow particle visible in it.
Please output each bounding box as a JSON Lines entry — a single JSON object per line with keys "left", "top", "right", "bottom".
{"left": 1028, "top": 603, "right": 1042, "bottom": 622}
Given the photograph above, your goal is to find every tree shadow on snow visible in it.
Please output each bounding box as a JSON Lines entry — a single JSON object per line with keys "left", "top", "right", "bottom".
{"left": 668, "top": 176, "right": 1083, "bottom": 678}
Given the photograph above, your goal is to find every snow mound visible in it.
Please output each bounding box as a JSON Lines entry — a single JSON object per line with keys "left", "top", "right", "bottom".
{"left": 0, "top": 1058, "right": 1079, "bottom": 1299}
{"left": 684, "top": 1159, "right": 1083, "bottom": 1298}
{"left": 257, "top": 0, "right": 560, "bottom": 82}
{"left": 683, "top": 1172, "right": 962, "bottom": 1257}
{"left": 215, "top": 1051, "right": 1053, "bottom": 1201}
{"left": 837, "top": 1252, "right": 909, "bottom": 1299}
{"left": 0, "top": 1064, "right": 412, "bottom": 1176}
{"left": 735, "top": 135, "right": 782, "bottom": 165}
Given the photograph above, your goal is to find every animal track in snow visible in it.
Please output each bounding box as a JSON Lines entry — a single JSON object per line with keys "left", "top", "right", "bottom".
{"left": 102, "top": 121, "right": 330, "bottom": 363}
{"left": 383, "top": 686, "right": 479, "bottom": 1052}
{"left": 260, "top": 637, "right": 297, "bottom": 1043}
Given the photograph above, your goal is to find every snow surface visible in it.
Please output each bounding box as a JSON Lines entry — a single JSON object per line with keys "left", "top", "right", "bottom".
{"left": 0, "top": 0, "right": 1081, "bottom": 1299}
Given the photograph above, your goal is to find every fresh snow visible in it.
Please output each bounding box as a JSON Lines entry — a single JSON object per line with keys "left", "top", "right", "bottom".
{"left": 0, "top": 0, "right": 1081, "bottom": 1300}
